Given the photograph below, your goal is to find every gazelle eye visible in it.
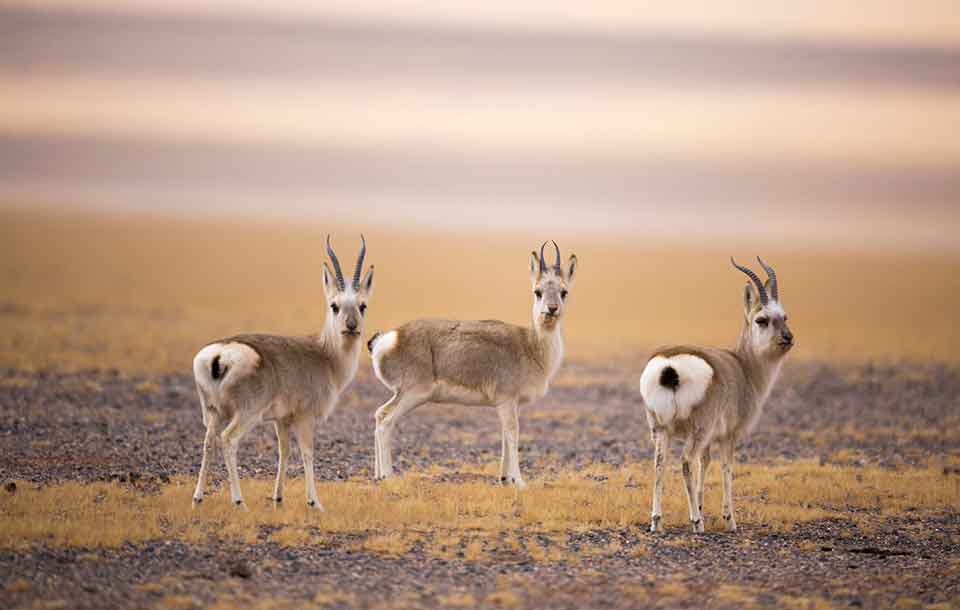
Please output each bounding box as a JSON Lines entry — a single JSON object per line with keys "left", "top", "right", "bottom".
{"left": 359, "top": 303, "right": 367, "bottom": 315}
{"left": 331, "top": 303, "right": 340, "bottom": 314}
{"left": 560, "top": 290, "right": 568, "bottom": 300}
{"left": 534, "top": 290, "right": 543, "bottom": 299}
{"left": 755, "top": 317, "right": 769, "bottom": 327}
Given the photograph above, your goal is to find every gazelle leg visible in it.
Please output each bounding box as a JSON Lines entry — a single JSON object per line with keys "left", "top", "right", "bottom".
{"left": 376, "top": 387, "right": 430, "bottom": 480}
{"left": 293, "top": 414, "right": 323, "bottom": 510}
{"left": 192, "top": 409, "right": 219, "bottom": 506}
{"left": 698, "top": 446, "right": 711, "bottom": 518}
{"left": 681, "top": 436, "right": 705, "bottom": 533}
{"left": 272, "top": 420, "right": 291, "bottom": 504}
{"left": 373, "top": 393, "right": 399, "bottom": 480}
{"left": 220, "top": 410, "right": 258, "bottom": 508}
{"left": 720, "top": 440, "right": 738, "bottom": 532}
{"left": 650, "top": 427, "right": 668, "bottom": 532}
{"left": 496, "top": 401, "right": 526, "bottom": 490}
{"left": 499, "top": 425, "right": 509, "bottom": 484}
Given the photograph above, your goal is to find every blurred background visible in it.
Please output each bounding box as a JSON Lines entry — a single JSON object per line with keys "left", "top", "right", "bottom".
{"left": 2, "top": 1, "right": 959, "bottom": 372}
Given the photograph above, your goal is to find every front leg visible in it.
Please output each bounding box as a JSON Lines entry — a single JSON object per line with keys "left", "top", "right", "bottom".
{"left": 272, "top": 420, "right": 291, "bottom": 504}
{"left": 719, "top": 440, "right": 738, "bottom": 532}
{"left": 650, "top": 426, "right": 668, "bottom": 532}
{"left": 496, "top": 401, "right": 525, "bottom": 490}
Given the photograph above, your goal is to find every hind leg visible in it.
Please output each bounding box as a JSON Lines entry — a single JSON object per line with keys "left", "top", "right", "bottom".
{"left": 681, "top": 435, "right": 706, "bottom": 533}
{"left": 375, "top": 386, "right": 431, "bottom": 480}
{"left": 649, "top": 427, "right": 669, "bottom": 532}
{"left": 220, "top": 410, "right": 259, "bottom": 507}
{"left": 719, "top": 440, "right": 738, "bottom": 532}
{"left": 373, "top": 393, "right": 399, "bottom": 480}
{"left": 192, "top": 408, "right": 220, "bottom": 506}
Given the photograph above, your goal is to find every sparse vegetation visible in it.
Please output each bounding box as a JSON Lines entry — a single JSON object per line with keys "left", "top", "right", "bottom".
{"left": 1, "top": 461, "right": 956, "bottom": 552}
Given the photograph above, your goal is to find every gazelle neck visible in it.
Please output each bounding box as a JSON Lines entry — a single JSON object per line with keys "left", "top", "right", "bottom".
{"left": 735, "top": 327, "right": 784, "bottom": 406}
{"left": 532, "top": 317, "right": 565, "bottom": 382}
{"left": 319, "top": 321, "right": 363, "bottom": 391}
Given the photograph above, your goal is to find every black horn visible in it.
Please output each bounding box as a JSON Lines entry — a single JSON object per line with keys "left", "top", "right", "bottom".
{"left": 538, "top": 241, "right": 548, "bottom": 274}
{"left": 326, "top": 235, "right": 346, "bottom": 291}
{"left": 551, "top": 240, "right": 561, "bottom": 273}
{"left": 352, "top": 234, "right": 366, "bottom": 291}
{"left": 756, "top": 256, "right": 779, "bottom": 302}
{"left": 730, "top": 257, "right": 768, "bottom": 305}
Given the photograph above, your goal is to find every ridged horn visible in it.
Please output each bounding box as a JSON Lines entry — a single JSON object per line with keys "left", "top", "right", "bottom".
{"left": 538, "top": 241, "right": 548, "bottom": 274}
{"left": 326, "top": 235, "right": 346, "bottom": 292}
{"left": 756, "top": 256, "right": 779, "bottom": 302}
{"left": 551, "top": 240, "right": 561, "bottom": 273}
{"left": 730, "top": 257, "right": 768, "bottom": 306}
{"left": 352, "top": 234, "right": 366, "bottom": 291}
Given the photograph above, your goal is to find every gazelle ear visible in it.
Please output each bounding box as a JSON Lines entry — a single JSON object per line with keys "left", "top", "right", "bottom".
{"left": 743, "top": 282, "right": 759, "bottom": 316}
{"left": 565, "top": 254, "right": 578, "bottom": 286}
{"left": 529, "top": 251, "right": 541, "bottom": 281}
{"left": 360, "top": 266, "right": 375, "bottom": 297}
{"left": 322, "top": 263, "right": 337, "bottom": 297}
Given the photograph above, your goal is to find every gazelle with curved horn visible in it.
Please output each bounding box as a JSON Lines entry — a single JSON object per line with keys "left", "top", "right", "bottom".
{"left": 368, "top": 240, "right": 578, "bottom": 488}
{"left": 191, "top": 236, "right": 374, "bottom": 510}
{"left": 639, "top": 257, "right": 794, "bottom": 532}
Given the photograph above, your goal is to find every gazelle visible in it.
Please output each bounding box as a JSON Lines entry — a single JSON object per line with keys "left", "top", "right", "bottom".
{"left": 191, "top": 236, "right": 374, "bottom": 510}
{"left": 368, "top": 241, "right": 577, "bottom": 489}
{"left": 639, "top": 257, "right": 793, "bottom": 533}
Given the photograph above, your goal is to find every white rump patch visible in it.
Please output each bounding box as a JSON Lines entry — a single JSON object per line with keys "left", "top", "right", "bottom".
{"left": 370, "top": 330, "right": 398, "bottom": 385}
{"left": 639, "top": 354, "right": 714, "bottom": 425}
{"left": 193, "top": 342, "right": 261, "bottom": 397}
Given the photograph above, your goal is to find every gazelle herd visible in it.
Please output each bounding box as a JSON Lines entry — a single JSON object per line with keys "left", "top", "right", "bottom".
{"left": 192, "top": 237, "right": 792, "bottom": 533}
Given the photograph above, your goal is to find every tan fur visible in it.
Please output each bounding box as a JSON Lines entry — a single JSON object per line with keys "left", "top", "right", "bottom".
{"left": 371, "top": 245, "right": 578, "bottom": 488}
{"left": 191, "top": 239, "right": 374, "bottom": 510}
{"left": 640, "top": 266, "right": 794, "bottom": 533}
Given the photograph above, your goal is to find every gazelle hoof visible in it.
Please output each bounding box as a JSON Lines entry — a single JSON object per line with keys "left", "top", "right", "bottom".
{"left": 691, "top": 519, "right": 704, "bottom": 533}
{"left": 724, "top": 514, "right": 738, "bottom": 532}
{"left": 650, "top": 515, "right": 662, "bottom": 533}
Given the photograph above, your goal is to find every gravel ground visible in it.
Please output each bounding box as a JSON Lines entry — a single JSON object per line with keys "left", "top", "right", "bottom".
{"left": 1, "top": 361, "right": 958, "bottom": 609}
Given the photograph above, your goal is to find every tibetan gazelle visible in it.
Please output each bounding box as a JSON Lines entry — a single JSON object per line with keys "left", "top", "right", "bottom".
{"left": 191, "top": 236, "right": 374, "bottom": 510}
{"left": 639, "top": 257, "right": 793, "bottom": 533}
{"left": 368, "top": 241, "right": 577, "bottom": 489}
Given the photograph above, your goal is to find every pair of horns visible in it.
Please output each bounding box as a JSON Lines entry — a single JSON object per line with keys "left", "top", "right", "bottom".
{"left": 539, "top": 240, "right": 562, "bottom": 274}
{"left": 731, "top": 256, "right": 779, "bottom": 305}
{"left": 326, "top": 234, "right": 366, "bottom": 292}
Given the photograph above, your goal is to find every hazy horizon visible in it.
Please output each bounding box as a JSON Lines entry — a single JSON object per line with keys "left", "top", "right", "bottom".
{"left": 3, "top": 2, "right": 959, "bottom": 250}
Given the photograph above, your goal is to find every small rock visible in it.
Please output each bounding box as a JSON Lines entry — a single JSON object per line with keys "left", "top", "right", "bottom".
{"left": 4, "top": 481, "right": 16, "bottom": 493}
{"left": 227, "top": 560, "right": 253, "bottom": 579}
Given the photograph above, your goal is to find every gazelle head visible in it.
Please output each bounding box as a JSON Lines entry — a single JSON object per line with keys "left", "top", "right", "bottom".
{"left": 529, "top": 241, "right": 577, "bottom": 331}
{"left": 732, "top": 257, "right": 794, "bottom": 359}
{"left": 322, "top": 235, "right": 374, "bottom": 343}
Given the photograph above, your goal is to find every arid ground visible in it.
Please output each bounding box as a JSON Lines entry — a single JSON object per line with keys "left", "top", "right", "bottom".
{"left": 2, "top": 211, "right": 959, "bottom": 609}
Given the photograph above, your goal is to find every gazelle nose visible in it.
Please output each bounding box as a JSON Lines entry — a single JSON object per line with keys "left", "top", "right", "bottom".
{"left": 346, "top": 320, "right": 358, "bottom": 331}
{"left": 547, "top": 305, "right": 559, "bottom": 315}
{"left": 782, "top": 330, "right": 794, "bottom": 343}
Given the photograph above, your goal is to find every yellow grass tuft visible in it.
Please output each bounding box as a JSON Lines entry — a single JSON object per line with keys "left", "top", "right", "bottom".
{"left": 486, "top": 590, "right": 521, "bottom": 607}
{"left": 436, "top": 592, "right": 478, "bottom": 607}
{"left": 0, "top": 462, "right": 956, "bottom": 552}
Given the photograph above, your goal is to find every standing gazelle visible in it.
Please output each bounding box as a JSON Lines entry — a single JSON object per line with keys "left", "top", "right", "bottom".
{"left": 639, "top": 257, "right": 793, "bottom": 533}
{"left": 191, "top": 236, "right": 374, "bottom": 510}
{"left": 368, "top": 241, "right": 577, "bottom": 488}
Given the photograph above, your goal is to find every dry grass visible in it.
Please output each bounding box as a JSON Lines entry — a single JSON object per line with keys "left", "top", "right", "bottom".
{"left": 2, "top": 209, "right": 960, "bottom": 373}
{"left": 1, "top": 461, "right": 957, "bottom": 553}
